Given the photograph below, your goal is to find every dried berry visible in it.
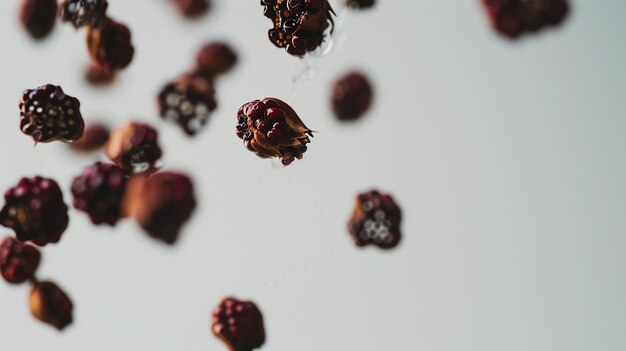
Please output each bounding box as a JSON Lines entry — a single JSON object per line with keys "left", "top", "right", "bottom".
{"left": 0, "top": 177, "right": 69, "bottom": 246}
{"left": 29, "top": 281, "right": 73, "bottom": 331}
{"left": 262, "top": 0, "right": 335, "bottom": 57}
{"left": 170, "top": 0, "right": 211, "bottom": 18}
{"left": 19, "top": 84, "right": 85, "bottom": 143}
{"left": 482, "top": 0, "right": 569, "bottom": 38}
{"left": 123, "top": 172, "right": 196, "bottom": 244}
{"left": 86, "top": 17, "right": 135, "bottom": 70}
{"left": 348, "top": 190, "right": 402, "bottom": 249}
{"left": 105, "top": 122, "right": 163, "bottom": 175}
{"left": 71, "top": 162, "right": 127, "bottom": 226}
{"left": 212, "top": 297, "right": 266, "bottom": 351}
{"left": 332, "top": 71, "right": 373, "bottom": 121}
{"left": 0, "top": 237, "right": 41, "bottom": 284}
{"left": 347, "top": 0, "right": 374, "bottom": 8}
{"left": 85, "top": 63, "right": 116, "bottom": 86}
{"left": 236, "top": 98, "right": 313, "bottom": 166}
{"left": 60, "top": 0, "right": 109, "bottom": 28}
{"left": 157, "top": 73, "right": 217, "bottom": 136}
{"left": 70, "top": 123, "right": 110, "bottom": 152}
{"left": 195, "top": 42, "right": 238, "bottom": 76}
{"left": 19, "top": 0, "right": 57, "bottom": 40}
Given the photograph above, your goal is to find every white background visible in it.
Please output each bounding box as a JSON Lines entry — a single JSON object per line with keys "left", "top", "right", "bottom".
{"left": 1, "top": 1, "right": 626, "bottom": 350}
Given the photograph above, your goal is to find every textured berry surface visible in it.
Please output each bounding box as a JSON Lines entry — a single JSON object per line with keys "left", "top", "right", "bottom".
{"left": 347, "top": 0, "right": 374, "bottom": 8}
{"left": 212, "top": 297, "right": 266, "bottom": 351}
{"left": 60, "top": 0, "right": 108, "bottom": 28}
{"left": 71, "top": 162, "right": 128, "bottom": 226}
{"left": 0, "top": 177, "right": 69, "bottom": 246}
{"left": 86, "top": 17, "right": 135, "bottom": 70}
{"left": 105, "top": 122, "right": 163, "bottom": 175}
{"left": 0, "top": 237, "right": 41, "bottom": 284}
{"left": 29, "top": 281, "right": 73, "bottom": 331}
{"left": 195, "top": 42, "right": 238, "bottom": 76}
{"left": 70, "top": 123, "right": 110, "bottom": 152}
{"left": 348, "top": 190, "right": 402, "bottom": 249}
{"left": 19, "top": 85, "right": 85, "bottom": 143}
{"left": 332, "top": 71, "right": 373, "bottom": 121}
{"left": 158, "top": 73, "right": 217, "bottom": 136}
{"left": 236, "top": 97, "right": 313, "bottom": 165}
{"left": 483, "top": 0, "right": 569, "bottom": 38}
{"left": 170, "top": 0, "right": 211, "bottom": 18}
{"left": 19, "top": 0, "right": 57, "bottom": 39}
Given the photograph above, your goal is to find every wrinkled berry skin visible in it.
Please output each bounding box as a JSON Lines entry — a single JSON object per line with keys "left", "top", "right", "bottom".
{"left": 262, "top": 0, "right": 335, "bottom": 57}
{"left": 60, "top": 0, "right": 109, "bottom": 28}
{"left": 19, "top": 85, "right": 85, "bottom": 143}
{"left": 0, "top": 177, "right": 69, "bottom": 247}
{"left": 157, "top": 73, "right": 217, "bottom": 136}
{"left": 0, "top": 237, "right": 41, "bottom": 284}
{"left": 347, "top": 0, "right": 374, "bottom": 8}
{"left": 236, "top": 98, "right": 313, "bottom": 166}
{"left": 348, "top": 190, "right": 402, "bottom": 249}
{"left": 70, "top": 123, "right": 110, "bottom": 152}
{"left": 71, "top": 162, "right": 127, "bottom": 226}
{"left": 332, "top": 71, "right": 373, "bottom": 121}
{"left": 105, "top": 122, "right": 163, "bottom": 175}
{"left": 123, "top": 172, "right": 196, "bottom": 245}
{"left": 195, "top": 42, "right": 238, "bottom": 76}
{"left": 482, "top": 0, "right": 569, "bottom": 38}
{"left": 20, "top": 0, "right": 57, "bottom": 40}
{"left": 86, "top": 17, "right": 135, "bottom": 70}
{"left": 29, "top": 281, "right": 73, "bottom": 331}
{"left": 212, "top": 297, "right": 266, "bottom": 351}
{"left": 85, "top": 64, "right": 116, "bottom": 86}
{"left": 170, "top": 0, "right": 211, "bottom": 18}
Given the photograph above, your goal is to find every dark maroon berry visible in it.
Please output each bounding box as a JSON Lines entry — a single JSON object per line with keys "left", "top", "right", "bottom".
{"left": 236, "top": 97, "right": 313, "bottom": 166}
{"left": 347, "top": 0, "right": 374, "bottom": 8}
{"left": 71, "top": 162, "right": 127, "bottom": 226}
{"left": 157, "top": 73, "right": 217, "bottom": 136}
{"left": 0, "top": 237, "right": 41, "bottom": 284}
{"left": 482, "top": 0, "right": 569, "bottom": 38}
{"left": 29, "top": 281, "right": 73, "bottom": 331}
{"left": 19, "top": 0, "right": 57, "bottom": 40}
{"left": 348, "top": 190, "right": 402, "bottom": 249}
{"left": 85, "top": 63, "right": 116, "bottom": 86}
{"left": 105, "top": 122, "right": 163, "bottom": 175}
{"left": 123, "top": 172, "right": 196, "bottom": 245}
{"left": 60, "top": 0, "right": 109, "bottom": 28}
{"left": 332, "top": 71, "right": 373, "bottom": 121}
{"left": 212, "top": 297, "right": 266, "bottom": 351}
{"left": 86, "top": 17, "right": 135, "bottom": 71}
{"left": 19, "top": 85, "right": 85, "bottom": 143}
{"left": 170, "top": 0, "right": 211, "bottom": 18}
{"left": 0, "top": 177, "right": 69, "bottom": 247}
{"left": 195, "top": 42, "right": 238, "bottom": 76}
{"left": 70, "top": 123, "right": 110, "bottom": 152}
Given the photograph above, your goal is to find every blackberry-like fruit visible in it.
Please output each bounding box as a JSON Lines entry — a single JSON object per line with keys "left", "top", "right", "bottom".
{"left": 483, "top": 0, "right": 569, "bottom": 38}
{"left": 86, "top": 17, "right": 135, "bottom": 70}
{"left": 60, "top": 0, "right": 109, "bottom": 28}
{"left": 29, "top": 281, "right": 74, "bottom": 331}
{"left": 331, "top": 71, "right": 373, "bottom": 121}
{"left": 348, "top": 190, "right": 402, "bottom": 249}
{"left": 212, "top": 297, "right": 266, "bottom": 351}
{"left": 195, "top": 42, "right": 238, "bottom": 76}
{"left": 0, "top": 236, "right": 41, "bottom": 284}
{"left": 19, "top": 0, "right": 57, "bottom": 40}
{"left": 105, "top": 122, "right": 163, "bottom": 175}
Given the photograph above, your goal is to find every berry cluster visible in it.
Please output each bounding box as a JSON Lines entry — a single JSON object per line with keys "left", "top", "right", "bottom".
{"left": 482, "top": 0, "right": 570, "bottom": 38}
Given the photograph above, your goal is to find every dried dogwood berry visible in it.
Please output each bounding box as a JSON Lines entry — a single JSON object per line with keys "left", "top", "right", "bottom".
{"left": 86, "top": 17, "right": 135, "bottom": 71}
{"left": 482, "top": 0, "right": 569, "bottom": 38}
{"left": 195, "top": 42, "right": 238, "bottom": 77}
{"left": 347, "top": 0, "right": 374, "bottom": 8}
{"left": 19, "top": 0, "right": 57, "bottom": 40}
{"left": 236, "top": 98, "right": 313, "bottom": 166}
{"left": 71, "top": 162, "right": 127, "bottom": 226}
{"left": 262, "top": 0, "right": 335, "bottom": 57}
{"left": 70, "top": 123, "right": 110, "bottom": 152}
{"left": 105, "top": 122, "right": 163, "bottom": 175}
{"left": 212, "top": 297, "right": 266, "bottom": 351}
{"left": 19, "top": 85, "right": 85, "bottom": 143}
{"left": 123, "top": 172, "right": 196, "bottom": 245}
{"left": 332, "top": 71, "right": 373, "bottom": 121}
{"left": 157, "top": 73, "right": 217, "bottom": 136}
{"left": 348, "top": 190, "right": 402, "bottom": 249}
{"left": 60, "top": 0, "right": 109, "bottom": 28}
{"left": 170, "top": 0, "right": 211, "bottom": 18}
{"left": 29, "top": 281, "right": 73, "bottom": 331}
{"left": 0, "top": 237, "right": 41, "bottom": 284}
{"left": 0, "top": 177, "right": 69, "bottom": 246}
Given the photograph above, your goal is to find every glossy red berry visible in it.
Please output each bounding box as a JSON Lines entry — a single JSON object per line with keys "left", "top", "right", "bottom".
{"left": 86, "top": 17, "right": 135, "bottom": 71}
{"left": 19, "top": 0, "right": 57, "bottom": 40}
{"left": 0, "top": 177, "right": 69, "bottom": 247}
{"left": 212, "top": 297, "right": 266, "bottom": 351}
{"left": 70, "top": 123, "right": 110, "bottom": 152}
{"left": 331, "top": 71, "right": 373, "bottom": 121}
{"left": 29, "top": 281, "right": 74, "bottom": 331}
{"left": 482, "top": 0, "right": 569, "bottom": 38}
{"left": 347, "top": 0, "right": 374, "bottom": 8}
{"left": 195, "top": 42, "right": 238, "bottom": 76}
{"left": 71, "top": 162, "right": 128, "bottom": 226}
{"left": 348, "top": 190, "right": 402, "bottom": 249}
{"left": 170, "top": 0, "right": 211, "bottom": 18}
{"left": 105, "top": 122, "right": 163, "bottom": 175}
{"left": 60, "top": 0, "right": 109, "bottom": 28}
{"left": 19, "top": 85, "right": 85, "bottom": 143}
{"left": 0, "top": 237, "right": 41, "bottom": 284}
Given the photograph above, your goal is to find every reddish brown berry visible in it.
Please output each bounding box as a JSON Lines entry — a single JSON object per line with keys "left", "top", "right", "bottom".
{"left": 212, "top": 297, "right": 266, "bottom": 351}
{"left": 86, "top": 17, "right": 135, "bottom": 71}
{"left": 19, "top": 0, "right": 57, "bottom": 40}
{"left": 123, "top": 172, "right": 196, "bottom": 245}
{"left": 70, "top": 123, "right": 110, "bottom": 152}
{"left": 347, "top": 0, "right": 374, "bottom": 8}
{"left": 262, "top": 0, "right": 335, "bottom": 57}
{"left": 105, "top": 122, "right": 163, "bottom": 175}
{"left": 0, "top": 177, "right": 69, "bottom": 247}
{"left": 71, "top": 162, "right": 127, "bottom": 226}
{"left": 29, "top": 281, "right": 73, "bottom": 331}
{"left": 348, "top": 190, "right": 402, "bottom": 249}
{"left": 60, "top": 0, "right": 109, "bottom": 28}
{"left": 332, "top": 71, "right": 373, "bottom": 121}
{"left": 236, "top": 98, "right": 313, "bottom": 166}
{"left": 170, "top": 0, "right": 211, "bottom": 18}
{"left": 85, "top": 63, "right": 116, "bottom": 86}
{"left": 482, "top": 0, "right": 569, "bottom": 38}
{"left": 19, "top": 85, "right": 85, "bottom": 143}
{"left": 0, "top": 237, "right": 41, "bottom": 284}
{"left": 157, "top": 73, "right": 217, "bottom": 136}
{"left": 195, "top": 42, "right": 238, "bottom": 76}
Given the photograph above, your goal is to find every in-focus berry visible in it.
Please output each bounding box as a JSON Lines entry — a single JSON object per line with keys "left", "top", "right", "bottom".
{"left": 0, "top": 236, "right": 41, "bottom": 284}
{"left": 212, "top": 297, "right": 266, "bottom": 351}
{"left": 348, "top": 190, "right": 402, "bottom": 249}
